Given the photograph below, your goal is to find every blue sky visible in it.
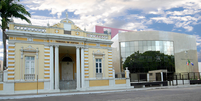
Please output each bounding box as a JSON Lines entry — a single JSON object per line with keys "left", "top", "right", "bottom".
{"left": 0, "top": 0, "right": 201, "bottom": 62}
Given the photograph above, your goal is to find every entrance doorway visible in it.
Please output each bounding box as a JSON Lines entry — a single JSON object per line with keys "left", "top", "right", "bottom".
{"left": 59, "top": 56, "right": 76, "bottom": 90}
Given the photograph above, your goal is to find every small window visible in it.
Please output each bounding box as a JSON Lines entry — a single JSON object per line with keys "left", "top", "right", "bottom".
{"left": 96, "top": 59, "right": 102, "bottom": 73}
{"left": 64, "top": 30, "right": 71, "bottom": 35}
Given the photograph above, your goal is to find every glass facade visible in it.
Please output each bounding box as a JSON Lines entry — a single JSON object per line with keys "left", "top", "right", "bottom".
{"left": 120, "top": 41, "right": 175, "bottom": 73}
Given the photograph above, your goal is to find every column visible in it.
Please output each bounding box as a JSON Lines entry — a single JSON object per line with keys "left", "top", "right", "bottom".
{"left": 81, "top": 47, "right": 84, "bottom": 88}
{"left": 55, "top": 45, "right": 59, "bottom": 90}
{"left": 76, "top": 47, "right": 80, "bottom": 89}
{"left": 50, "top": 45, "right": 54, "bottom": 90}
{"left": 161, "top": 72, "right": 163, "bottom": 81}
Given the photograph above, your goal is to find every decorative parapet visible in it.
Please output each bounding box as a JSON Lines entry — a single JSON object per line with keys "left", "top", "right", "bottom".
{"left": 10, "top": 23, "right": 47, "bottom": 33}
{"left": 86, "top": 32, "right": 110, "bottom": 39}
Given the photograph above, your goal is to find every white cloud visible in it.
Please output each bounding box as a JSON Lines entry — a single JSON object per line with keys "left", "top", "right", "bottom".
{"left": 148, "top": 1, "right": 201, "bottom": 31}
{"left": 18, "top": 0, "right": 200, "bottom": 31}
{"left": 195, "top": 35, "right": 201, "bottom": 47}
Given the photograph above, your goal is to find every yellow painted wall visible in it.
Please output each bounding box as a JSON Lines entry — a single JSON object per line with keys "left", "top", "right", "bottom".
{"left": 108, "top": 35, "right": 111, "bottom": 40}
{"left": 88, "top": 48, "right": 109, "bottom": 78}
{"left": 14, "top": 82, "right": 44, "bottom": 91}
{"left": 46, "top": 27, "right": 64, "bottom": 34}
{"left": 115, "top": 79, "right": 126, "bottom": 84}
{"left": 0, "top": 84, "right": 3, "bottom": 90}
{"left": 89, "top": 80, "right": 109, "bottom": 87}
{"left": 71, "top": 31, "right": 86, "bottom": 37}
{"left": 9, "top": 23, "right": 14, "bottom": 30}
{"left": 71, "top": 25, "right": 81, "bottom": 30}
{"left": 15, "top": 43, "right": 45, "bottom": 80}
{"left": 52, "top": 23, "right": 64, "bottom": 28}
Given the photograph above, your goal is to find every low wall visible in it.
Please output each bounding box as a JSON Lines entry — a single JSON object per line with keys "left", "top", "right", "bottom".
{"left": 84, "top": 78, "right": 131, "bottom": 90}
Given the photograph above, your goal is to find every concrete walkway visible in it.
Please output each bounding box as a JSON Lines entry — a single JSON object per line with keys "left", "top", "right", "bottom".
{"left": 0, "top": 85, "right": 201, "bottom": 100}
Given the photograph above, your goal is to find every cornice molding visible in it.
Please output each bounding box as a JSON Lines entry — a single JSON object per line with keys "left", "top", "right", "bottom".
{"left": 6, "top": 30, "right": 113, "bottom": 44}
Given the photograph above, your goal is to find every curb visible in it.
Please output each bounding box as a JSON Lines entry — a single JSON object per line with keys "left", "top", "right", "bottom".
{"left": 1, "top": 85, "right": 201, "bottom": 100}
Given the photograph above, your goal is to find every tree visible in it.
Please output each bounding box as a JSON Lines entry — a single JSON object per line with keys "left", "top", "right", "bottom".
{"left": 123, "top": 51, "right": 175, "bottom": 73}
{"left": 0, "top": 0, "right": 31, "bottom": 70}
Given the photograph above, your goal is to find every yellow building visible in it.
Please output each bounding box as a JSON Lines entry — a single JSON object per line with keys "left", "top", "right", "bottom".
{"left": 0, "top": 14, "right": 131, "bottom": 94}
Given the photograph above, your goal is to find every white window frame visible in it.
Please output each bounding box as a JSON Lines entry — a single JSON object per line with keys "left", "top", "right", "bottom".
{"left": 24, "top": 56, "right": 35, "bottom": 80}
{"left": 25, "top": 56, "right": 35, "bottom": 74}
{"left": 93, "top": 50, "right": 105, "bottom": 78}
{"left": 96, "top": 58, "right": 102, "bottom": 73}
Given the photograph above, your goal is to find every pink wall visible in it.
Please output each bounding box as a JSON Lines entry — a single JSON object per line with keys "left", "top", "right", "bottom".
{"left": 95, "top": 25, "right": 133, "bottom": 38}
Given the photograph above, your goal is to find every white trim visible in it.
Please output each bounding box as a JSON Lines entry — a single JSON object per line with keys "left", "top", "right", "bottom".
{"left": 8, "top": 53, "right": 15, "bottom": 55}
{"left": 84, "top": 52, "right": 88, "bottom": 54}
{"left": 44, "top": 54, "right": 50, "bottom": 56}
{"left": 44, "top": 64, "right": 50, "bottom": 66}
{"left": 44, "top": 57, "right": 50, "bottom": 59}
{"left": 108, "top": 62, "right": 112, "bottom": 64}
{"left": 85, "top": 75, "right": 89, "bottom": 76}
{"left": 44, "top": 61, "right": 50, "bottom": 63}
{"left": 8, "top": 60, "right": 15, "bottom": 62}
{"left": 7, "top": 30, "right": 113, "bottom": 45}
{"left": 84, "top": 71, "right": 89, "bottom": 73}
{"left": 44, "top": 50, "right": 50, "bottom": 52}
{"left": 44, "top": 68, "right": 50, "bottom": 70}
{"left": 8, "top": 72, "right": 15, "bottom": 74}
{"left": 84, "top": 49, "right": 89, "bottom": 51}
{"left": 44, "top": 72, "right": 50, "bottom": 73}
{"left": 8, "top": 64, "right": 15, "bottom": 66}
{"left": 8, "top": 56, "right": 15, "bottom": 58}
{"left": 44, "top": 46, "right": 50, "bottom": 48}
{"left": 108, "top": 51, "right": 112, "bottom": 52}
{"left": 108, "top": 59, "right": 112, "bottom": 61}
{"left": 8, "top": 49, "right": 15, "bottom": 51}
{"left": 108, "top": 71, "right": 113, "bottom": 73}
{"left": 84, "top": 65, "right": 89, "bottom": 67}
{"left": 108, "top": 56, "right": 112, "bottom": 58}
{"left": 84, "top": 62, "right": 89, "bottom": 64}
{"left": 8, "top": 68, "right": 15, "bottom": 70}
{"left": 8, "top": 44, "right": 15, "bottom": 46}
{"left": 84, "top": 68, "right": 89, "bottom": 70}
{"left": 84, "top": 59, "right": 88, "bottom": 61}
{"left": 8, "top": 76, "right": 15, "bottom": 78}
{"left": 44, "top": 75, "right": 50, "bottom": 77}
{"left": 108, "top": 68, "right": 113, "bottom": 70}
{"left": 109, "top": 74, "right": 113, "bottom": 76}
{"left": 108, "top": 53, "right": 112, "bottom": 55}
{"left": 84, "top": 55, "right": 88, "bottom": 57}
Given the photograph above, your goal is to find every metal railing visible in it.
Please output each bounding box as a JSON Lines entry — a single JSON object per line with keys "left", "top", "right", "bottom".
{"left": 115, "top": 72, "right": 125, "bottom": 78}
{"left": 24, "top": 74, "right": 35, "bottom": 80}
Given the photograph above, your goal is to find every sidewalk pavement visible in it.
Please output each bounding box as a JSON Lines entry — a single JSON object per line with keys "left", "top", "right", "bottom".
{"left": 0, "top": 84, "right": 201, "bottom": 100}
